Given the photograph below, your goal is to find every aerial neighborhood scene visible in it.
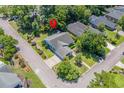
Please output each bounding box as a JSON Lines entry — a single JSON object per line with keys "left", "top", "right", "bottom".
{"left": 1, "top": 5, "right": 124, "bottom": 88}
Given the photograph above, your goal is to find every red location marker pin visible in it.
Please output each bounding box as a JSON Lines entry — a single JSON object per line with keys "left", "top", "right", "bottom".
{"left": 49, "top": 19, "right": 57, "bottom": 29}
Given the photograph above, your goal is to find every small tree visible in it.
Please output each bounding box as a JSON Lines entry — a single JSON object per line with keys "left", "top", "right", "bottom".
{"left": 98, "top": 23, "right": 105, "bottom": 32}
{"left": 118, "top": 16, "right": 124, "bottom": 30}
{"left": 75, "top": 53, "right": 82, "bottom": 67}
{"left": 57, "top": 58, "right": 80, "bottom": 81}
{"left": 116, "top": 25, "right": 122, "bottom": 39}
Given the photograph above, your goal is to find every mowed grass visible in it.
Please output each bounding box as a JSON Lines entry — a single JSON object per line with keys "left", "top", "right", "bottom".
{"left": 35, "top": 33, "right": 54, "bottom": 59}
{"left": 81, "top": 55, "right": 96, "bottom": 67}
{"left": 105, "top": 47, "right": 110, "bottom": 55}
{"left": 0, "top": 58, "right": 10, "bottom": 65}
{"left": 105, "top": 29, "right": 124, "bottom": 46}
{"left": 11, "top": 67, "right": 46, "bottom": 88}
{"left": 105, "top": 73, "right": 124, "bottom": 88}
{"left": 9, "top": 21, "right": 53, "bottom": 59}
{"left": 70, "top": 57, "right": 88, "bottom": 74}
{"left": 121, "top": 57, "right": 124, "bottom": 64}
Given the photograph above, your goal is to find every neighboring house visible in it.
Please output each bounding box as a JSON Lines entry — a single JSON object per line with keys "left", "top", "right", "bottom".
{"left": 114, "top": 6, "right": 124, "bottom": 12}
{"left": 0, "top": 72, "right": 22, "bottom": 88}
{"left": 105, "top": 10, "right": 124, "bottom": 23}
{"left": 44, "top": 32, "right": 74, "bottom": 60}
{"left": 89, "top": 15, "right": 116, "bottom": 31}
{"left": 0, "top": 61, "right": 11, "bottom": 72}
{"left": 0, "top": 61, "right": 22, "bottom": 88}
{"left": 67, "top": 22, "right": 87, "bottom": 37}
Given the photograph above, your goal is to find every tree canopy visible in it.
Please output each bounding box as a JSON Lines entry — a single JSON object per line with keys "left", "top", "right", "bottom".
{"left": 76, "top": 30, "right": 107, "bottom": 58}
{"left": 57, "top": 58, "right": 80, "bottom": 81}
{"left": 88, "top": 71, "right": 124, "bottom": 88}
{"left": 0, "top": 28, "right": 17, "bottom": 60}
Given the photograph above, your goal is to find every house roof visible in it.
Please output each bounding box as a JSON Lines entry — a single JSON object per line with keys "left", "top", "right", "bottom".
{"left": 105, "top": 10, "right": 124, "bottom": 20}
{"left": 0, "top": 61, "right": 11, "bottom": 72}
{"left": 45, "top": 32, "right": 74, "bottom": 59}
{"left": 0, "top": 72, "right": 22, "bottom": 88}
{"left": 67, "top": 22, "right": 87, "bottom": 36}
{"left": 90, "top": 15, "right": 116, "bottom": 30}
{"left": 114, "top": 6, "right": 124, "bottom": 12}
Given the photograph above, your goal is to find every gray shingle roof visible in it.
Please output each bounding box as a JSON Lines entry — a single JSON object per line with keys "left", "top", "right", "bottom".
{"left": 67, "top": 22, "right": 87, "bottom": 37}
{"left": 114, "top": 6, "right": 124, "bottom": 12}
{"left": 0, "top": 61, "right": 11, "bottom": 72}
{"left": 106, "top": 10, "right": 124, "bottom": 20}
{"left": 0, "top": 72, "right": 22, "bottom": 88}
{"left": 45, "top": 32, "right": 74, "bottom": 59}
{"left": 90, "top": 15, "right": 116, "bottom": 30}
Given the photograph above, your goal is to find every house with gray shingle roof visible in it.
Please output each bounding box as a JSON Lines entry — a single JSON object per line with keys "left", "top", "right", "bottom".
{"left": 0, "top": 72, "right": 22, "bottom": 88}
{"left": 67, "top": 22, "right": 87, "bottom": 37}
{"left": 0, "top": 61, "right": 11, "bottom": 72}
{"left": 0, "top": 61, "right": 22, "bottom": 88}
{"left": 114, "top": 6, "right": 124, "bottom": 12}
{"left": 89, "top": 15, "right": 116, "bottom": 31}
{"left": 44, "top": 32, "right": 74, "bottom": 60}
{"left": 105, "top": 10, "right": 124, "bottom": 23}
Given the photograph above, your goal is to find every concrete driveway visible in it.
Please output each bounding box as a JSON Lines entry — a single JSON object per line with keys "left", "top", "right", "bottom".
{"left": 44, "top": 55, "right": 61, "bottom": 69}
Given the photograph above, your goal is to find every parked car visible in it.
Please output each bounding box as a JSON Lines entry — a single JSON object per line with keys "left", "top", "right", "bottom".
{"left": 98, "top": 57, "right": 104, "bottom": 63}
{"left": 122, "top": 52, "right": 124, "bottom": 55}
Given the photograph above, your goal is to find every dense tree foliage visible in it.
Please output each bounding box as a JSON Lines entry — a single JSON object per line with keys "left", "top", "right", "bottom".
{"left": 98, "top": 23, "right": 105, "bottom": 32}
{"left": 88, "top": 71, "right": 124, "bottom": 88}
{"left": 57, "top": 58, "right": 80, "bottom": 81}
{"left": 9, "top": 6, "right": 41, "bottom": 36}
{"left": 0, "top": 28, "right": 17, "bottom": 60}
{"left": 86, "top": 6, "right": 110, "bottom": 16}
{"left": 118, "top": 16, "right": 124, "bottom": 30}
{"left": 40, "top": 5, "right": 92, "bottom": 31}
{"left": 76, "top": 31, "right": 107, "bottom": 58}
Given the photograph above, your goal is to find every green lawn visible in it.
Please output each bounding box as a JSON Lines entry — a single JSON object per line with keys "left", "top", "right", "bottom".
{"left": 53, "top": 57, "right": 88, "bottom": 76}
{"left": 9, "top": 21, "right": 53, "bottom": 59}
{"left": 11, "top": 67, "right": 46, "bottom": 88}
{"left": 121, "top": 57, "right": 124, "bottom": 64}
{"left": 105, "top": 29, "right": 124, "bottom": 46}
{"left": 0, "top": 58, "right": 10, "bottom": 65}
{"left": 70, "top": 57, "right": 89, "bottom": 74}
{"left": 35, "top": 34, "right": 54, "bottom": 59}
{"left": 105, "top": 47, "right": 110, "bottom": 55}
{"left": 112, "top": 66, "right": 123, "bottom": 71}
{"left": 81, "top": 55, "right": 96, "bottom": 67}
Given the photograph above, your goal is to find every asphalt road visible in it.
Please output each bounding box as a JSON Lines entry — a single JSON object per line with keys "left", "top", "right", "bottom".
{"left": 0, "top": 19, "right": 124, "bottom": 88}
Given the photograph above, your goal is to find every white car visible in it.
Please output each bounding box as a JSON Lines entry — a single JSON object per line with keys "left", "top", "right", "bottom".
{"left": 98, "top": 57, "right": 104, "bottom": 63}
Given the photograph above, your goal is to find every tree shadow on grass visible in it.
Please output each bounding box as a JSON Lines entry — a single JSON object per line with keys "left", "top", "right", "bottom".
{"left": 81, "top": 51, "right": 99, "bottom": 62}
{"left": 57, "top": 76, "right": 79, "bottom": 84}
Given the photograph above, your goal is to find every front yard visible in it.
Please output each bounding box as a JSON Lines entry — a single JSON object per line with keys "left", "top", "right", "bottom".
{"left": 34, "top": 33, "right": 54, "bottom": 59}
{"left": 105, "top": 29, "right": 124, "bottom": 46}
{"left": 53, "top": 53, "right": 97, "bottom": 77}
{"left": 9, "top": 21, "right": 54, "bottom": 60}
{"left": 11, "top": 67, "right": 46, "bottom": 88}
